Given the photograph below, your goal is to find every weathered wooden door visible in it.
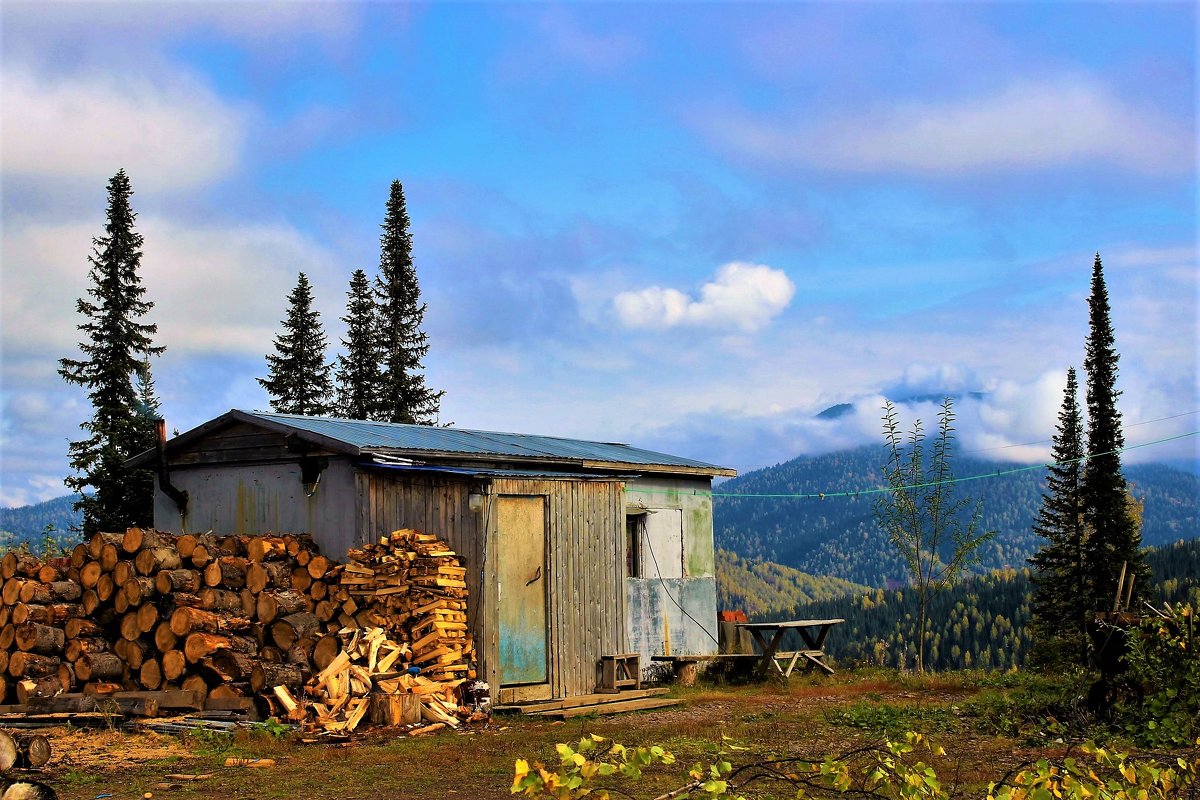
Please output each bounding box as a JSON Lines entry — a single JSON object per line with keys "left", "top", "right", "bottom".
{"left": 497, "top": 495, "right": 549, "bottom": 689}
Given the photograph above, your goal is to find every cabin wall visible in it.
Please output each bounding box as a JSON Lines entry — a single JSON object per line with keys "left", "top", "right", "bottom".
{"left": 151, "top": 459, "right": 359, "bottom": 557}
{"left": 358, "top": 472, "right": 626, "bottom": 700}
{"left": 355, "top": 469, "right": 486, "bottom": 690}
{"left": 153, "top": 430, "right": 713, "bottom": 700}
{"left": 622, "top": 476, "right": 719, "bottom": 667}
{"left": 488, "top": 478, "right": 627, "bottom": 700}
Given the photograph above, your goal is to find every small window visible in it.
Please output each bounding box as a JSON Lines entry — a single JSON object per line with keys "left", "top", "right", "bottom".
{"left": 625, "top": 514, "right": 644, "bottom": 577}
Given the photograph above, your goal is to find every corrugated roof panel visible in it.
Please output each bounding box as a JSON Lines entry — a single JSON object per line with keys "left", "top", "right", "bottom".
{"left": 362, "top": 462, "right": 630, "bottom": 480}
{"left": 244, "top": 411, "right": 727, "bottom": 473}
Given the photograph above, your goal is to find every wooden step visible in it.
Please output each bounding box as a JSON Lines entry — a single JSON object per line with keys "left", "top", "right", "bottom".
{"left": 533, "top": 697, "right": 681, "bottom": 719}
{"left": 492, "top": 687, "right": 670, "bottom": 714}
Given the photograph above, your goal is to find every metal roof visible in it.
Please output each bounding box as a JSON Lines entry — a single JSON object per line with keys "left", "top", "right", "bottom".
{"left": 243, "top": 411, "right": 733, "bottom": 476}
{"left": 362, "top": 461, "right": 631, "bottom": 481}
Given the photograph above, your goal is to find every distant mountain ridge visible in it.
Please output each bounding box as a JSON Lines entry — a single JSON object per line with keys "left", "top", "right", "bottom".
{"left": 714, "top": 445, "right": 1199, "bottom": 588}
{"left": 7, "top": 449, "right": 1198, "bottom": 592}
{"left": 815, "top": 392, "right": 986, "bottom": 420}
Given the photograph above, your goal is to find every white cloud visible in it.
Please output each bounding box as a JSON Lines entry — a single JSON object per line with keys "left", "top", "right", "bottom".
{"left": 965, "top": 371, "right": 1074, "bottom": 461}
{"left": 1, "top": 67, "right": 245, "bottom": 191}
{"left": 613, "top": 262, "right": 795, "bottom": 332}
{"left": 0, "top": 210, "right": 346, "bottom": 507}
{"left": 891, "top": 363, "right": 981, "bottom": 397}
{"left": 2, "top": 216, "right": 343, "bottom": 364}
{"left": 709, "top": 77, "right": 1191, "bottom": 175}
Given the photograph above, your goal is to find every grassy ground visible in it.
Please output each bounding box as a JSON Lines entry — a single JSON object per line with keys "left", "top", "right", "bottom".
{"left": 28, "top": 670, "right": 1161, "bottom": 799}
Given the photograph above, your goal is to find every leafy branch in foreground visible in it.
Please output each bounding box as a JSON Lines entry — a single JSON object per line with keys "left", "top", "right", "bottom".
{"left": 511, "top": 732, "right": 1198, "bottom": 800}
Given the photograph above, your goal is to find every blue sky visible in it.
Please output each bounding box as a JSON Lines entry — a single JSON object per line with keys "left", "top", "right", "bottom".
{"left": 1, "top": 2, "right": 1196, "bottom": 506}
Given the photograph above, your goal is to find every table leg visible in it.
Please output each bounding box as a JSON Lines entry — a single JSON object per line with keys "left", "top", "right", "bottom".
{"left": 796, "top": 625, "right": 837, "bottom": 674}
{"left": 802, "top": 652, "right": 835, "bottom": 675}
{"left": 748, "top": 628, "right": 786, "bottom": 678}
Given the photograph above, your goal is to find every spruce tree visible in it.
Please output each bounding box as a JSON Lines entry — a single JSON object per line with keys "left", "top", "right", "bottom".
{"left": 258, "top": 272, "right": 334, "bottom": 416}
{"left": 1079, "top": 253, "right": 1147, "bottom": 612}
{"left": 334, "top": 268, "right": 381, "bottom": 419}
{"left": 58, "top": 170, "right": 164, "bottom": 535}
{"left": 374, "top": 180, "right": 443, "bottom": 424}
{"left": 1028, "top": 367, "right": 1088, "bottom": 667}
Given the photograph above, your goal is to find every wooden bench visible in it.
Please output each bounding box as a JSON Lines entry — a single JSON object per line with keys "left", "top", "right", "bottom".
{"left": 652, "top": 651, "right": 829, "bottom": 684}
{"left": 650, "top": 654, "right": 758, "bottom": 686}
{"left": 597, "top": 653, "right": 641, "bottom": 693}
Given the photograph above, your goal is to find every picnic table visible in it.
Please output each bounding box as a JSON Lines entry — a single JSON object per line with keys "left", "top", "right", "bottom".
{"left": 736, "top": 618, "right": 845, "bottom": 677}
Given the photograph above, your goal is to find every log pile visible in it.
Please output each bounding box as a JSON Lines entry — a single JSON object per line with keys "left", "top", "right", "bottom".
{"left": 0, "top": 728, "right": 51, "bottom": 769}
{"left": 0, "top": 527, "right": 479, "bottom": 733}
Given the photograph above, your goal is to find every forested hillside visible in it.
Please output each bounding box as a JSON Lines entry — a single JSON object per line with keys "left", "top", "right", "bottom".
{"left": 715, "top": 446, "right": 1199, "bottom": 587}
{"left": 779, "top": 539, "right": 1200, "bottom": 671}
{"left": 716, "top": 549, "right": 867, "bottom": 617}
{"left": 0, "top": 495, "right": 81, "bottom": 552}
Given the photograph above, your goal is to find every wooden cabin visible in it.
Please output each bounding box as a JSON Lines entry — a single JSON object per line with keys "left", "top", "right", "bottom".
{"left": 129, "top": 410, "right": 734, "bottom": 703}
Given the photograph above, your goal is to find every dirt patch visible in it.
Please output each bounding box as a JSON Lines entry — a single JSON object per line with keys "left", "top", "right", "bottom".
{"left": 40, "top": 727, "right": 197, "bottom": 772}
{"left": 27, "top": 674, "right": 1180, "bottom": 800}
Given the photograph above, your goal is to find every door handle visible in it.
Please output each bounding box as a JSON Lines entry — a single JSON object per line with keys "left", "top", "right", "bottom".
{"left": 526, "top": 566, "right": 542, "bottom": 586}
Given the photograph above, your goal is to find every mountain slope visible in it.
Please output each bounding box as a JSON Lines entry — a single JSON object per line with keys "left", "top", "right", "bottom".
{"left": 0, "top": 495, "right": 82, "bottom": 551}
{"left": 714, "top": 446, "right": 1199, "bottom": 587}
{"left": 716, "top": 549, "right": 867, "bottom": 617}
{"left": 782, "top": 539, "right": 1200, "bottom": 671}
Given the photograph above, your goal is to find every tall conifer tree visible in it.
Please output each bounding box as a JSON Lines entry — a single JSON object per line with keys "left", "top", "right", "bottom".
{"left": 59, "top": 170, "right": 164, "bottom": 535}
{"left": 1029, "top": 367, "right": 1088, "bottom": 666}
{"left": 335, "top": 268, "right": 381, "bottom": 419}
{"left": 1079, "top": 253, "right": 1146, "bottom": 612}
{"left": 374, "top": 180, "right": 443, "bottom": 424}
{"left": 259, "top": 272, "right": 334, "bottom": 416}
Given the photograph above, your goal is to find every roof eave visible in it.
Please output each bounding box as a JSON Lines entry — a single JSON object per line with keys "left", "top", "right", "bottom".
{"left": 363, "top": 447, "right": 734, "bottom": 478}
{"left": 581, "top": 460, "right": 737, "bottom": 478}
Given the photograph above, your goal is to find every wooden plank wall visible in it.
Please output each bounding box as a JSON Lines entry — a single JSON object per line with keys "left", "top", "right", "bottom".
{"left": 491, "top": 478, "right": 626, "bottom": 699}
{"left": 358, "top": 471, "right": 490, "bottom": 687}
{"left": 360, "top": 471, "right": 627, "bottom": 699}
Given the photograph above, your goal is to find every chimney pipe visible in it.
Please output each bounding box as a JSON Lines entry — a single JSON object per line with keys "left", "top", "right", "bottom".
{"left": 155, "top": 419, "right": 189, "bottom": 515}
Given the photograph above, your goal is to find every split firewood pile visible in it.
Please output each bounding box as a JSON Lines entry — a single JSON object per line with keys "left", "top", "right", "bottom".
{"left": 341, "top": 530, "right": 474, "bottom": 683}
{"left": 0, "top": 527, "right": 480, "bottom": 735}
{"left": 276, "top": 530, "right": 480, "bottom": 735}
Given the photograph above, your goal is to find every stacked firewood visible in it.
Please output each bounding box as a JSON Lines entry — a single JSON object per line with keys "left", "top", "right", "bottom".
{"left": 0, "top": 529, "right": 342, "bottom": 708}
{"left": 343, "top": 530, "right": 474, "bottom": 683}
{"left": 274, "top": 626, "right": 473, "bottom": 734}
{"left": 0, "top": 527, "right": 479, "bottom": 732}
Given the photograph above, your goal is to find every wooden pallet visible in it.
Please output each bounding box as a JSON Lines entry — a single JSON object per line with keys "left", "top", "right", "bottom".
{"left": 493, "top": 687, "right": 672, "bottom": 716}
{"left": 533, "top": 697, "right": 680, "bottom": 719}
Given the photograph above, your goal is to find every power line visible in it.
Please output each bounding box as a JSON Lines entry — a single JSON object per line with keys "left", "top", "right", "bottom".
{"left": 959, "top": 409, "right": 1200, "bottom": 456}
{"left": 637, "top": 431, "right": 1198, "bottom": 501}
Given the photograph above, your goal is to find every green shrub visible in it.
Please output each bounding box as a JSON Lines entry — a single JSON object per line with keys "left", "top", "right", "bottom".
{"left": 1119, "top": 603, "right": 1199, "bottom": 747}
